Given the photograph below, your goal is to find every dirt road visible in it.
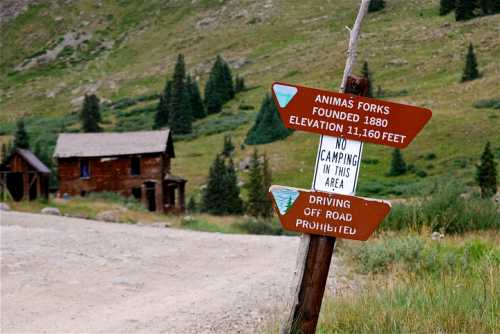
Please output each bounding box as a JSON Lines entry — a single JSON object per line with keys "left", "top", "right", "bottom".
{"left": 0, "top": 211, "right": 345, "bottom": 333}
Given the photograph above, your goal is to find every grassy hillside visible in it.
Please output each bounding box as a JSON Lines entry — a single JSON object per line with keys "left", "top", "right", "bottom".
{"left": 1, "top": 0, "right": 499, "bottom": 199}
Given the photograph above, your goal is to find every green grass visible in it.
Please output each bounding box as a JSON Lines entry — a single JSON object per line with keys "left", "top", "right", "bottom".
{"left": 381, "top": 181, "right": 499, "bottom": 234}
{"left": 317, "top": 233, "right": 500, "bottom": 334}
{"left": 0, "top": 0, "right": 499, "bottom": 200}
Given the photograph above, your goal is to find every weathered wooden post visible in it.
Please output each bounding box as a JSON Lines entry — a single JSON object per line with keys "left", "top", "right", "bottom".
{"left": 280, "top": 1, "right": 371, "bottom": 333}
{"left": 267, "top": 1, "right": 433, "bottom": 333}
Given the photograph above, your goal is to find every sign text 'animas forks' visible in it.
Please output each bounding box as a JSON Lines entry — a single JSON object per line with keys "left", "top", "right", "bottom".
{"left": 271, "top": 82, "right": 432, "bottom": 148}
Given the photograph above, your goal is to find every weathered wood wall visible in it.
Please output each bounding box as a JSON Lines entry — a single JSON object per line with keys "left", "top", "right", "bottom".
{"left": 57, "top": 153, "right": 169, "bottom": 199}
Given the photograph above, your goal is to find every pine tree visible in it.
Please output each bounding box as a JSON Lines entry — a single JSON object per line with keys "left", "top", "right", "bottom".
{"left": 439, "top": 0, "right": 455, "bottom": 15}
{"left": 234, "top": 75, "right": 245, "bottom": 93}
{"left": 261, "top": 154, "right": 273, "bottom": 218}
{"left": 204, "top": 55, "right": 234, "bottom": 114}
{"left": 221, "top": 60, "right": 235, "bottom": 101}
{"left": 461, "top": 43, "right": 480, "bottom": 82}
{"left": 13, "top": 118, "right": 30, "bottom": 149}
{"left": 455, "top": 0, "right": 476, "bottom": 21}
{"left": 476, "top": 142, "right": 497, "bottom": 198}
{"left": 245, "top": 94, "right": 293, "bottom": 145}
{"left": 187, "top": 75, "right": 206, "bottom": 119}
{"left": 154, "top": 80, "right": 172, "bottom": 129}
{"left": 204, "top": 77, "right": 223, "bottom": 114}
{"left": 285, "top": 196, "right": 293, "bottom": 213}
{"left": 388, "top": 148, "right": 407, "bottom": 176}
{"left": 222, "top": 134, "right": 235, "bottom": 157}
{"left": 361, "top": 61, "right": 374, "bottom": 98}
{"left": 202, "top": 154, "right": 228, "bottom": 214}
{"left": 187, "top": 196, "right": 198, "bottom": 213}
{"left": 368, "top": 0, "right": 385, "bottom": 12}
{"left": 246, "top": 148, "right": 264, "bottom": 218}
{"left": 223, "top": 158, "right": 244, "bottom": 214}
{"left": 168, "top": 54, "right": 192, "bottom": 134}
{"left": 80, "top": 94, "right": 102, "bottom": 133}
{"left": 478, "top": 0, "right": 494, "bottom": 14}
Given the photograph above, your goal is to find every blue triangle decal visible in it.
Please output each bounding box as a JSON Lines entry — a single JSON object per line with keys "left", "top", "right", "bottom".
{"left": 273, "top": 84, "right": 298, "bottom": 108}
{"left": 270, "top": 186, "right": 300, "bottom": 215}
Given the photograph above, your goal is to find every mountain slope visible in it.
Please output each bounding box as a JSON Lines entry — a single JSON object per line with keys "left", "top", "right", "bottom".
{"left": 1, "top": 0, "right": 499, "bottom": 198}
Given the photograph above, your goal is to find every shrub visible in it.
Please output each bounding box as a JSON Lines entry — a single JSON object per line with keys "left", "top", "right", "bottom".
{"left": 234, "top": 218, "right": 288, "bottom": 235}
{"left": 473, "top": 98, "right": 500, "bottom": 109}
{"left": 381, "top": 183, "right": 499, "bottom": 234}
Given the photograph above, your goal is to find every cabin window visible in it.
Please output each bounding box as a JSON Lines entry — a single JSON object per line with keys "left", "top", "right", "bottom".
{"left": 131, "top": 157, "right": 141, "bottom": 176}
{"left": 80, "top": 160, "right": 90, "bottom": 179}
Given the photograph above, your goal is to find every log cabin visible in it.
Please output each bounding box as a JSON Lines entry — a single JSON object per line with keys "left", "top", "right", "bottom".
{"left": 0, "top": 148, "right": 51, "bottom": 201}
{"left": 53, "top": 129, "right": 186, "bottom": 213}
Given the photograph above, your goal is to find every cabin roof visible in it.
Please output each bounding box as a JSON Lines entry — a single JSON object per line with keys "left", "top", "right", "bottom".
{"left": 1, "top": 148, "right": 51, "bottom": 174}
{"left": 53, "top": 129, "right": 173, "bottom": 158}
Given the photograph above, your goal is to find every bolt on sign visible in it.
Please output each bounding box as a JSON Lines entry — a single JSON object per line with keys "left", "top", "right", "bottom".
{"left": 269, "top": 185, "right": 391, "bottom": 241}
{"left": 271, "top": 82, "right": 432, "bottom": 148}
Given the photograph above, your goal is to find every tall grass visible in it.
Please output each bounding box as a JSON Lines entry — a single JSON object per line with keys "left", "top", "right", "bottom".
{"left": 318, "top": 234, "right": 500, "bottom": 334}
{"left": 382, "top": 183, "right": 499, "bottom": 234}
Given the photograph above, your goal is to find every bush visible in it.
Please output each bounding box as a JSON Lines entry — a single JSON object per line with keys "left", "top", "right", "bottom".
{"left": 349, "top": 235, "right": 500, "bottom": 275}
{"left": 234, "top": 218, "right": 289, "bottom": 235}
{"left": 381, "top": 183, "right": 499, "bottom": 234}
{"left": 473, "top": 98, "right": 500, "bottom": 109}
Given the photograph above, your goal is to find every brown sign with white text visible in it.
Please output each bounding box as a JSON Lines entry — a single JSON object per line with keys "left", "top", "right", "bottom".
{"left": 271, "top": 82, "right": 432, "bottom": 148}
{"left": 269, "top": 185, "right": 391, "bottom": 241}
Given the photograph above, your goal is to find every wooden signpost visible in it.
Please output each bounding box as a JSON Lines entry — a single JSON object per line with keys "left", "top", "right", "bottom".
{"left": 270, "top": 1, "right": 433, "bottom": 333}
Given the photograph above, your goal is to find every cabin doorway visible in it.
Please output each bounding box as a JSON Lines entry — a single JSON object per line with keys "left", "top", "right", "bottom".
{"left": 144, "top": 181, "right": 156, "bottom": 212}
{"left": 29, "top": 173, "right": 37, "bottom": 200}
{"left": 6, "top": 172, "right": 24, "bottom": 201}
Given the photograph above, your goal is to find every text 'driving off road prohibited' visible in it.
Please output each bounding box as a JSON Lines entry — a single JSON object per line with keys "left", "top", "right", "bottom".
{"left": 272, "top": 82, "right": 432, "bottom": 148}
{"left": 269, "top": 185, "right": 391, "bottom": 241}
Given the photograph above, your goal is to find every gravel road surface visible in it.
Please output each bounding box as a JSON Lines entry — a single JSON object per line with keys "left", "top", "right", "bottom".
{"left": 0, "top": 211, "right": 344, "bottom": 333}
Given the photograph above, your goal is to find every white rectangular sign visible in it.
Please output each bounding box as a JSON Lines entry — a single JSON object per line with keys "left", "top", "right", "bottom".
{"left": 312, "top": 136, "right": 363, "bottom": 195}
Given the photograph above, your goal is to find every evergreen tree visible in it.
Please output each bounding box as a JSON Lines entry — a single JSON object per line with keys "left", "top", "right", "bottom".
{"left": 461, "top": 43, "right": 480, "bottom": 82}
{"left": 168, "top": 54, "right": 192, "bottom": 134}
{"left": 368, "top": 0, "right": 385, "bottom": 12}
{"left": 80, "top": 94, "right": 102, "bottom": 133}
{"left": 187, "top": 75, "right": 206, "bottom": 119}
{"left": 478, "top": 0, "right": 494, "bottom": 14}
{"left": 285, "top": 196, "right": 293, "bottom": 213}
{"left": 13, "top": 118, "right": 30, "bottom": 149}
{"left": 204, "top": 55, "right": 234, "bottom": 114}
{"left": 221, "top": 60, "right": 235, "bottom": 101}
{"left": 154, "top": 80, "right": 172, "bottom": 129}
{"left": 261, "top": 154, "right": 273, "bottom": 218}
{"left": 388, "top": 148, "right": 407, "bottom": 176}
{"left": 455, "top": 0, "right": 476, "bottom": 21}
{"left": 246, "top": 149, "right": 264, "bottom": 218}
{"left": 361, "top": 61, "right": 374, "bottom": 98}
{"left": 476, "top": 142, "right": 497, "bottom": 198}
{"left": 245, "top": 94, "right": 293, "bottom": 145}
{"left": 187, "top": 196, "right": 198, "bottom": 213}
{"left": 204, "top": 77, "right": 223, "bottom": 114}
{"left": 223, "top": 158, "right": 244, "bottom": 214}
{"left": 222, "top": 134, "right": 235, "bottom": 157}
{"left": 234, "top": 75, "right": 245, "bottom": 93}
{"left": 439, "top": 0, "right": 455, "bottom": 15}
{"left": 202, "top": 154, "right": 228, "bottom": 214}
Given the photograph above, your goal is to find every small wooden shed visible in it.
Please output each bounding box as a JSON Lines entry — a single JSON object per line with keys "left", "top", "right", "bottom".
{"left": 0, "top": 148, "right": 51, "bottom": 201}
